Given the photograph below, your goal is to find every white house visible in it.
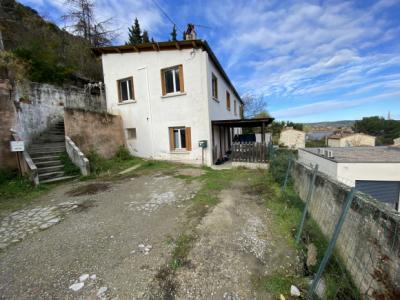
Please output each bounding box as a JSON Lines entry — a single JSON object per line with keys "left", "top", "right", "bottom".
{"left": 94, "top": 40, "right": 272, "bottom": 166}
{"left": 327, "top": 132, "right": 375, "bottom": 147}
{"left": 279, "top": 127, "right": 305, "bottom": 149}
{"left": 394, "top": 137, "right": 400, "bottom": 146}
{"left": 298, "top": 147, "right": 400, "bottom": 211}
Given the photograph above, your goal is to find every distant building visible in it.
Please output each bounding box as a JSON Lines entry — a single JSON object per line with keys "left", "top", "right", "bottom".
{"left": 298, "top": 147, "right": 400, "bottom": 211}
{"left": 327, "top": 133, "right": 375, "bottom": 147}
{"left": 394, "top": 137, "right": 400, "bottom": 146}
{"left": 279, "top": 127, "right": 305, "bottom": 149}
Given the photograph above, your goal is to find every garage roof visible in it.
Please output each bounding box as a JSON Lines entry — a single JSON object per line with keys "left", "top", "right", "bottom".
{"left": 303, "top": 146, "right": 400, "bottom": 163}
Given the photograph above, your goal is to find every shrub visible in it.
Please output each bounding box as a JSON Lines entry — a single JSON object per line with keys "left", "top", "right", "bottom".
{"left": 114, "top": 146, "right": 132, "bottom": 161}
{"left": 269, "top": 150, "right": 296, "bottom": 185}
{"left": 0, "top": 168, "right": 18, "bottom": 185}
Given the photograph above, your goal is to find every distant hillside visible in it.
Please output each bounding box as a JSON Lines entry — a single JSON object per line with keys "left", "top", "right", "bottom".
{"left": 0, "top": 0, "right": 101, "bottom": 85}
{"left": 304, "top": 120, "right": 355, "bottom": 128}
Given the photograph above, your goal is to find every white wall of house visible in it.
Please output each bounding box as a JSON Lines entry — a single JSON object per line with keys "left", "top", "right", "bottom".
{"left": 298, "top": 149, "right": 338, "bottom": 178}
{"left": 337, "top": 163, "right": 400, "bottom": 186}
{"left": 101, "top": 47, "right": 241, "bottom": 166}
{"left": 328, "top": 134, "right": 376, "bottom": 147}
{"left": 279, "top": 129, "right": 306, "bottom": 149}
{"left": 298, "top": 149, "right": 400, "bottom": 186}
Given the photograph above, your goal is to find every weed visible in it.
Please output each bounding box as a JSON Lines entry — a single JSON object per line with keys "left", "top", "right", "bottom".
{"left": 59, "top": 152, "right": 80, "bottom": 176}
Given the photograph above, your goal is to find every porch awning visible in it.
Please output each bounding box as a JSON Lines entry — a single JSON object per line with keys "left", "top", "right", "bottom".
{"left": 211, "top": 117, "right": 274, "bottom": 127}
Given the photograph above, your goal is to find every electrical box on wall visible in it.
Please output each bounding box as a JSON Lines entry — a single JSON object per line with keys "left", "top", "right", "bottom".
{"left": 198, "top": 140, "right": 207, "bottom": 148}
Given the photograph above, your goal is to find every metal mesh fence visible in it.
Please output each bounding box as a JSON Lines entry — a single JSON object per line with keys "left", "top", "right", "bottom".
{"left": 269, "top": 149, "right": 400, "bottom": 299}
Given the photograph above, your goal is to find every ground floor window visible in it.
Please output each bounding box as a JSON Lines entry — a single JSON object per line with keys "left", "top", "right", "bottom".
{"left": 169, "top": 127, "right": 192, "bottom": 151}
{"left": 126, "top": 128, "right": 136, "bottom": 140}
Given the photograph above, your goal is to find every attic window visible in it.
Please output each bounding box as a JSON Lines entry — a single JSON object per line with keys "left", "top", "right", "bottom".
{"left": 226, "top": 91, "right": 231, "bottom": 111}
{"left": 117, "top": 77, "right": 134, "bottom": 102}
{"left": 161, "top": 65, "right": 184, "bottom": 95}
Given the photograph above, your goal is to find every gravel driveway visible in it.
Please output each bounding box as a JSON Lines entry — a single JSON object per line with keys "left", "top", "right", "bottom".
{"left": 0, "top": 172, "right": 200, "bottom": 299}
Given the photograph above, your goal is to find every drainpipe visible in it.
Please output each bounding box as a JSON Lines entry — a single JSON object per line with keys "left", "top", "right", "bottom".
{"left": 137, "top": 66, "right": 154, "bottom": 158}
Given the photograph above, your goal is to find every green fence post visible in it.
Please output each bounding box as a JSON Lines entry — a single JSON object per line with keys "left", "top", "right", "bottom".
{"left": 295, "top": 164, "right": 319, "bottom": 244}
{"left": 309, "top": 187, "right": 356, "bottom": 296}
{"left": 282, "top": 157, "right": 292, "bottom": 192}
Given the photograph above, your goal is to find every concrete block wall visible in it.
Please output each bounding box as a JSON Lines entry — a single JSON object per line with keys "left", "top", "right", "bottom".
{"left": 64, "top": 108, "right": 125, "bottom": 159}
{"left": 292, "top": 162, "right": 400, "bottom": 299}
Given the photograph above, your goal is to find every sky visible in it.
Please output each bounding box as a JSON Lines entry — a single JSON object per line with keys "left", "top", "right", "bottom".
{"left": 19, "top": 0, "right": 400, "bottom": 122}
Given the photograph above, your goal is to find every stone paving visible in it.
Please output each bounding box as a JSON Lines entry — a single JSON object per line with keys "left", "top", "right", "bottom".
{"left": 0, "top": 201, "right": 79, "bottom": 250}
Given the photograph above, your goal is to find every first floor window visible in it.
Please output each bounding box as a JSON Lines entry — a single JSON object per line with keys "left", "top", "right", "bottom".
{"left": 117, "top": 77, "right": 134, "bottom": 102}
{"left": 169, "top": 126, "right": 192, "bottom": 151}
{"left": 212, "top": 73, "right": 218, "bottom": 99}
{"left": 226, "top": 91, "right": 231, "bottom": 111}
{"left": 161, "top": 65, "right": 184, "bottom": 95}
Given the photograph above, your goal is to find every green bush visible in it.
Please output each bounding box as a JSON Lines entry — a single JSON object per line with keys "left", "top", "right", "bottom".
{"left": 59, "top": 152, "right": 80, "bottom": 176}
{"left": 114, "top": 146, "right": 132, "bottom": 161}
{"left": 269, "top": 150, "right": 296, "bottom": 185}
{"left": 0, "top": 168, "right": 18, "bottom": 185}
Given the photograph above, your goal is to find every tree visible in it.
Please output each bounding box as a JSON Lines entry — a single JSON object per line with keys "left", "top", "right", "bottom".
{"left": 151, "top": 37, "right": 155, "bottom": 43}
{"left": 353, "top": 116, "right": 400, "bottom": 145}
{"left": 170, "top": 25, "right": 177, "bottom": 41}
{"left": 63, "top": 0, "right": 115, "bottom": 46}
{"left": 142, "top": 30, "right": 150, "bottom": 43}
{"left": 127, "top": 18, "right": 142, "bottom": 44}
{"left": 241, "top": 94, "right": 268, "bottom": 118}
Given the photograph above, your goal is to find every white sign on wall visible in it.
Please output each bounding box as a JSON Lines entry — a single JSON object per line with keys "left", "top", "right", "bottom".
{"left": 10, "top": 141, "right": 25, "bottom": 152}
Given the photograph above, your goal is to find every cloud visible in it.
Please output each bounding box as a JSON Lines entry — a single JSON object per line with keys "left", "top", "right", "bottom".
{"left": 271, "top": 92, "right": 400, "bottom": 119}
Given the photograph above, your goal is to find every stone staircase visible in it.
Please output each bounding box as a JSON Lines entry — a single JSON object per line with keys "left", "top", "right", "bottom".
{"left": 29, "top": 120, "right": 77, "bottom": 184}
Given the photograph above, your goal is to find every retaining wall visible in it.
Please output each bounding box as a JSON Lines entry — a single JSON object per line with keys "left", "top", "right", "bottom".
{"left": 292, "top": 161, "right": 400, "bottom": 299}
{"left": 64, "top": 108, "right": 125, "bottom": 159}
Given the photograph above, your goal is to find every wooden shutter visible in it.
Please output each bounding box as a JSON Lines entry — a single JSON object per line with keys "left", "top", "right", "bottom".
{"left": 185, "top": 127, "right": 192, "bottom": 151}
{"left": 178, "top": 65, "right": 184, "bottom": 92}
{"left": 169, "top": 127, "right": 174, "bottom": 150}
{"left": 117, "top": 80, "right": 121, "bottom": 102}
{"left": 161, "top": 69, "right": 166, "bottom": 96}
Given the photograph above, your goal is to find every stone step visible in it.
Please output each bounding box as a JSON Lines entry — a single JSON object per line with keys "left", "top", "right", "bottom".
{"left": 30, "top": 149, "right": 64, "bottom": 157}
{"left": 36, "top": 138, "right": 65, "bottom": 143}
{"left": 40, "top": 175, "right": 78, "bottom": 184}
{"left": 38, "top": 165, "right": 64, "bottom": 174}
{"left": 30, "top": 142, "right": 65, "bottom": 148}
{"left": 32, "top": 155, "right": 61, "bottom": 162}
{"left": 30, "top": 146, "right": 65, "bottom": 152}
{"left": 38, "top": 171, "right": 65, "bottom": 181}
{"left": 35, "top": 160, "right": 63, "bottom": 167}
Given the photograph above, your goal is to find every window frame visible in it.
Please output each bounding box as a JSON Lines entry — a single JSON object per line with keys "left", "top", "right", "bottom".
{"left": 117, "top": 76, "right": 134, "bottom": 102}
{"left": 226, "top": 91, "right": 231, "bottom": 111}
{"left": 169, "top": 126, "right": 192, "bottom": 151}
{"left": 126, "top": 128, "right": 137, "bottom": 140}
{"left": 211, "top": 73, "right": 218, "bottom": 100}
{"left": 161, "top": 65, "right": 184, "bottom": 95}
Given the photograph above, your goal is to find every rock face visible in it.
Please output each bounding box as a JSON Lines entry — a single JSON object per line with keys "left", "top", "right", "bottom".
{"left": 306, "top": 243, "right": 318, "bottom": 267}
{"left": 0, "top": 202, "right": 78, "bottom": 250}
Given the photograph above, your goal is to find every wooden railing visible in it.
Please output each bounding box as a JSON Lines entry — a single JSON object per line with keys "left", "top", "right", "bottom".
{"left": 231, "top": 142, "right": 269, "bottom": 163}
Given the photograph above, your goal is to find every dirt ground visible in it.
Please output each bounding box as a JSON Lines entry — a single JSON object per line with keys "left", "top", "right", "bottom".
{"left": 0, "top": 167, "right": 300, "bottom": 299}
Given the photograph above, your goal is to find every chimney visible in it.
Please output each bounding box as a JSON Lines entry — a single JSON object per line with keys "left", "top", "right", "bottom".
{"left": 184, "top": 24, "right": 197, "bottom": 40}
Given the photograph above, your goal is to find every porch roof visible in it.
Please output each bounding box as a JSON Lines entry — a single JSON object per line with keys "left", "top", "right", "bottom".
{"left": 211, "top": 117, "right": 274, "bottom": 128}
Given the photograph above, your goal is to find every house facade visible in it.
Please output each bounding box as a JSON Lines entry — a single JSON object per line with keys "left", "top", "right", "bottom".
{"left": 298, "top": 147, "right": 400, "bottom": 211}
{"left": 279, "top": 127, "right": 306, "bottom": 149}
{"left": 94, "top": 40, "right": 243, "bottom": 166}
{"left": 327, "top": 133, "right": 375, "bottom": 147}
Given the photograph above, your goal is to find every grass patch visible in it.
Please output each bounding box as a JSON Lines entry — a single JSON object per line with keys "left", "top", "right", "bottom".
{"left": 0, "top": 174, "right": 51, "bottom": 214}
{"left": 266, "top": 150, "right": 360, "bottom": 299}
{"left": 170, "top": 233, "right": 196, "bottom": 269}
